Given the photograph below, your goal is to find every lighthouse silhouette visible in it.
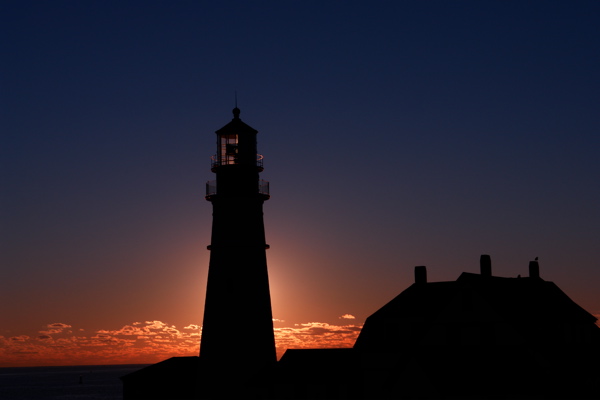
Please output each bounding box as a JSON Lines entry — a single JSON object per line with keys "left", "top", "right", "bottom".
{"left": 121, "top": 108, "right": 277, "bottom": 399}
{"left": 201, "top": 106, "right": 277, "bottom": 369}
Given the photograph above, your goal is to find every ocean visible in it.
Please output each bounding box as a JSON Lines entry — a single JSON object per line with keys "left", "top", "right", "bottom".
{"left": 0, "top": 364, "right": 148, "bottom": 400}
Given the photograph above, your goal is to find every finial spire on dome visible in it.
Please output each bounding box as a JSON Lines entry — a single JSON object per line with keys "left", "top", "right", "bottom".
{"left": 233, "top": 90, "right": 240, "bottom": 119}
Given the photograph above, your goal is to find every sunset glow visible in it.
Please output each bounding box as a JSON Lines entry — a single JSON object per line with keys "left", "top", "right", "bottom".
{"left": 0, "top": 318, "right": 363, "bottom": 368}
{"left": 6, "top": 313, "right": 596, "bottom": 368}
{"left": 3, "top": 1, "right": 600, "bottom": 371}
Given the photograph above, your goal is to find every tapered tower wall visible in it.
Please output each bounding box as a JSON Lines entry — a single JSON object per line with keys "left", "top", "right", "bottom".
{"left": 200, "top": 108, "right": 276, "bottom": 371}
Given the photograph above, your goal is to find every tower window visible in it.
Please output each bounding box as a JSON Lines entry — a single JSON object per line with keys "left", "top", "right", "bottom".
{"left": 219, "top": 134, "right": 238, "bottom": 165}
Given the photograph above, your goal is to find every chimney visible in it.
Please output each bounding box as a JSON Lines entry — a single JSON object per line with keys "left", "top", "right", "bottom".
{"left": 529, "top": 260, "right": 540, "bottom": 279}
{"left": 414, "top": 266, "right": 427, "bottom": 285}
{"left": 480, "top": 254, "right": 492, "bottom": 277}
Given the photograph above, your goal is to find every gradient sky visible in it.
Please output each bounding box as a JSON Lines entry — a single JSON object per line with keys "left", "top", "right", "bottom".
{"left": 2, "top": 1, "right": 600, "bottom": 367}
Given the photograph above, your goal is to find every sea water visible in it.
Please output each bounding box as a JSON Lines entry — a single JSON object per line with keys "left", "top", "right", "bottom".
{"left": 0, "top": 364, "right": 147, "bottom": 400}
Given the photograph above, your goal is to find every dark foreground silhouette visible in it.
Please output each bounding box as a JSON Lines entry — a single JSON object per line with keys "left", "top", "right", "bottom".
{"left": 122, "top": 111, "right": 599, "bottom": 398}
{"left": 122, "top": 256, "right": 600, "bottom": 399}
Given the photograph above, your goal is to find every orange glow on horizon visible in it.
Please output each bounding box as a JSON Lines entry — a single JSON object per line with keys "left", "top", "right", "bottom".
{"left": 274, "top": 321, "right": 362, "bottom": 359}
{"left": 1, "top": 319, "right": 363, "bottom": 368}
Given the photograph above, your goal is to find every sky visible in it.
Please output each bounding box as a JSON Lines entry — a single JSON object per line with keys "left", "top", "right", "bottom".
{"left": 1, "top": 0, "right": 599, "bottom": 367}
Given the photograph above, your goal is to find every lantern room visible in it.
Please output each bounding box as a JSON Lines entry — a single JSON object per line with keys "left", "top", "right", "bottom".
{"left": 212, "top": 107, "right": 261, "bottom": 171}
{"left": 206, "top": 107, "right": 268, "bottom": 200}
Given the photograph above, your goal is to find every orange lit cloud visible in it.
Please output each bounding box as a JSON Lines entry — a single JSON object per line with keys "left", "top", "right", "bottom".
{"left": 39, "top": 322, "right": 72, "bottom": 335}
{"left": 1, "top": 319, "right": 363, "bottom": 367}
{"left": 8, "top": 335, "right": 30, "bottom": 342}
{"left": 0, "top": 321, "right": 200, "bottom": 367}
{"left": 274, "top": 321, "right": 363, "bottom": 359}
{"left": 339, "top": 314, "right": 356, "bottom": 319}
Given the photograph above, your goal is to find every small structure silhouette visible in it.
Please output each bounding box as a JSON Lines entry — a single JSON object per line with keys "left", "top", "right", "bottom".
{"left": 122, "top": 110, "right": 600, "bottom": 399}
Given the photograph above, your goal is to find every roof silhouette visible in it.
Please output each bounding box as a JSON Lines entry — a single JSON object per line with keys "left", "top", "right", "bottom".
{"left": 355, "top": 271, "right": 597, "bottom": 351}
{"left": 214, "top": 107, "right": 258, "bottom": 135}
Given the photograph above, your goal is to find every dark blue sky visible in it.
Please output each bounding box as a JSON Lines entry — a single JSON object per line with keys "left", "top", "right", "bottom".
{"left": 2, "top": 1, "right": 599, "bottom": 341}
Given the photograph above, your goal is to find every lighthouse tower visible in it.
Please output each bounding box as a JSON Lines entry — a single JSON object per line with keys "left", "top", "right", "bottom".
{"left": 200, "top": 107, "right": 276, "bottom": 371}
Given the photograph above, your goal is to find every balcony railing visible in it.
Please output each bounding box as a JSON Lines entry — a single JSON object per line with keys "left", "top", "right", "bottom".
{"left": 206, "top": 181, "right": 217, "bottom": 197}
{"left": 210, "top": 154, "right": 264, "bottom": 169}
{"left": 205, "top": 179, "right": 270, "bottom": 198}
{"left": 258, "top": 179, "right": 269, "bottom": 196}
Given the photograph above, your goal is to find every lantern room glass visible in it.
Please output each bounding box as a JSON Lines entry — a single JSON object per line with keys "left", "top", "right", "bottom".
{"left": 219, "top": 133, "right": 238, "bottom": 165}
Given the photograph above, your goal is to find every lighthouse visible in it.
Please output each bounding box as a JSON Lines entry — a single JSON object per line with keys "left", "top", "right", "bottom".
{"left": 200, "top": 107, "right": 277, "bottom": 371}
{"left": 121, "top": 108, "right": 276, "bottom": 399}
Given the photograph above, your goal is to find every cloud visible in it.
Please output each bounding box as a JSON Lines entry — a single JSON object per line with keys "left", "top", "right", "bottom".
{"left": 0, "top": 321, "right": 202, "bottom": 368}
{"left": 49, "top": 323, "right": 72, "bottom": 329}
{"left": 274, "top": 321, "right": 363, "bottom": 359}
{"left": 339, "top": 314, "right": 356, "bottom": 320}
{"left": 40, "top": 323, "right": 73, "bottom": 335}
{"left": 9, "top": 336, "right": 30, "bottom": 342}
{"left": 1, "top": 319, "right": 364, "bottom": 367}
{"left": 307, "top": 327, "right": 332, "bottom": 335}
{"left": 145, "top": 321, "right": 169, "bottom": 329}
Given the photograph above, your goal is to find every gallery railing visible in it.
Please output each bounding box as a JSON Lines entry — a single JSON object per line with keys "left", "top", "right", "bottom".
{"left": 205, "top": 179, "right": 269, "bottom": 198}
{"left": 210, "top": 154, "right": 264, "bottom": 169}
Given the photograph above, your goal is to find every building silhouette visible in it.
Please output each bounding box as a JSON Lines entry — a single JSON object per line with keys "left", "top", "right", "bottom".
{"left": 275, "top": 256, "right": 600, "bottom": 399}
{"left": 122, "top": 111, "right": 600, "bottom": 399}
